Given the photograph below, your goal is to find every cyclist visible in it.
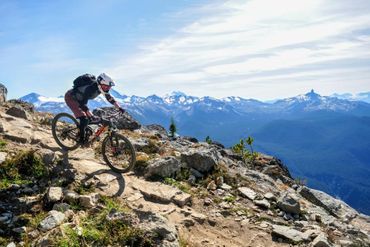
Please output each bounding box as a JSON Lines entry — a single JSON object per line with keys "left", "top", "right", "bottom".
{"left": 64, "top": 73, "right": 125, "bottom": 145}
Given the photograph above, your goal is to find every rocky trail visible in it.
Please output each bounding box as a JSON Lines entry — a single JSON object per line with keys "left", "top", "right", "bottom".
{"left": 0, "top": 98, "right": 370, "bottom": 246}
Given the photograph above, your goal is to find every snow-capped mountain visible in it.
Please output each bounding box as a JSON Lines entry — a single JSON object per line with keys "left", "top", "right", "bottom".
{"left": 20, "top": 89, "right": 370, "bottom": 119}
{"left": 331, "top": 91, "right": 370, "bottom": 103}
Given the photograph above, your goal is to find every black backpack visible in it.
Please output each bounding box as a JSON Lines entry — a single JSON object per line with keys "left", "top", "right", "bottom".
{"left": 73, "top": 74, "right": 96, "bottom": 89}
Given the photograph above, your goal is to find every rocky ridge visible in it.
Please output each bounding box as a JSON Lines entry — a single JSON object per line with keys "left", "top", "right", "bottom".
{"left": 0, "top": 99, "right": 369, "bottom": 246}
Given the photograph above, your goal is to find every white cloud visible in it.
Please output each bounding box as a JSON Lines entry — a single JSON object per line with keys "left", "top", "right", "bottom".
{"left": 109, "top": 0, "right": 370, "bottom": 99}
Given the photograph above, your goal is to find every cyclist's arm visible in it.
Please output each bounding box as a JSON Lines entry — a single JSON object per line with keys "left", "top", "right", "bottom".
{"left": 105, "top": 93, "right": 121, "bottom": 109}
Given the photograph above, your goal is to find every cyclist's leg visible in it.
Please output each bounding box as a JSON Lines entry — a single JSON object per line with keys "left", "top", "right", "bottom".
{"left": 65, "top": 90, "right": 88, "bottom": 143}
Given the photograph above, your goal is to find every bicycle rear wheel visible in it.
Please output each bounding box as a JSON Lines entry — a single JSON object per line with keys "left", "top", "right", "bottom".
{"left": 102, "top": 133, "right": 136, "bottom": 173}
{"left": 51, "top": 113, "right": 80, "bottom": 151}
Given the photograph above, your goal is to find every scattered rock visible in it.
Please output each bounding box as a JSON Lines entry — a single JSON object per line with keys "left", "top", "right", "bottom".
{"left": 106, "top": 210, "right": 140, "bottom": 225}
{"left": 264, "top": 192, "right": 277, "bottom": 201}
{"left": 135, "top": 209, "right": 179, "bottom": 244}
{"left": 204, "top": 198, "right": 212, "bottom": 206}
{"left": 272, "top": 224, "right": 304, "bottom": 243}
{"left": 181, "top": 136, "right": 198, "bottom": 143}
{"left": 220, "top": 183, "right": 232, "bottom": 190}
{"left": 79, "top": 193, "right": 100, "bottom": 208}
{"left": 277, "top": 194, "right": 301, "bottom": 215}
{"left": 0, "top": 152, "right": 7, "bottom": 164}
{"left": 238, "top": 187, "right": 257, "bottom": 200}
{"left": 47, "top": 187, "right": 63, "bottom": 203}
{"left": 254, "top": 199, "right": 270, "bottom": 209}
{"left": 39, "top": 210, "right": 65, "bottom": 232}
{"left": 173, "top": 192, "right": 192, "bottom": 207}
{"left": 52, "top": 203, "right": 71, "bottom": 212}
{"left": 215, "top": 176, "right": 224, "bottom": 187}
{"left": 12, "top": 226, "right": 27, "bottom": 233}
{"left": 191, "top": 212, "right": 207, "bottom": 224}
{"left": 207, "top": 181, "right": 217, "bottom": 190}
{"left": 311, "top": 233, "right": 332, "bottom": 247}
{"left": 64, "top": 191, "right": 80, "bottom": 203}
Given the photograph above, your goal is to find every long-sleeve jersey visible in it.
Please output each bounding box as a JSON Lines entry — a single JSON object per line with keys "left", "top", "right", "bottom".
{"left": 72, "top": 83, "right": 116, "bottom": 112}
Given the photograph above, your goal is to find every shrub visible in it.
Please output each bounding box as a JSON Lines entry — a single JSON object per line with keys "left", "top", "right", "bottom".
{"left": 232, "top": 136, "right": 258, "bottom": 163}
{"left": 205, "top": 136, "right": 212, "bottom": 144}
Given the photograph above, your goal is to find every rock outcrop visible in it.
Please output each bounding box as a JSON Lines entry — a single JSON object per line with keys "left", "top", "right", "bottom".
{"left": 0, "top": 83, "right": 7, "bottom": 103}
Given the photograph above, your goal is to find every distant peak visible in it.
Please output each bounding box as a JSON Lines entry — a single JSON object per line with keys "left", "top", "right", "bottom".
{"left": 169, "top": 91, "right": 187, "bottom": 97}
{"left": 305, "top": 89, "right": 320, "bottom": 98}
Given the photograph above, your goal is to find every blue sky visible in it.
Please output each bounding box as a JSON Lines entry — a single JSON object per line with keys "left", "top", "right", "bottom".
{"left": 1, "top": 0, "right": 370, "bottom": 100}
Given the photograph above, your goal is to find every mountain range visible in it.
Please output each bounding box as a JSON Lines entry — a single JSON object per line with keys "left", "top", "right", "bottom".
{"left": 20, "top": 89, "right": 370, "bottom": 215}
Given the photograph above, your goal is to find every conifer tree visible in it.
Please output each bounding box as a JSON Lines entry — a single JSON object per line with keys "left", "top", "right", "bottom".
{"left": 169, "top": 117, "right": 177, "bottom": 137}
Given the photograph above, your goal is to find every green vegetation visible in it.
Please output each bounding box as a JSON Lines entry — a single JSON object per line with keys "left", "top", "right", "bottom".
{"left": 205, "top": 136, "right": 212, "bottom": 144}
{"left": 0, "top": 139, "right": 7, "bottom": 151}
{"left": 56, "top": 196, "right": 155, "bottom": 246}
{"left": 141, "top": 139, "right": 160, "bottom": 154}
{"left": 0, "top": 150, "right": 48, "bottom": 189}
{"left": 223, "top": 195, "right": 236, "bottom": 203}
{"left": 74, "top": 182, "right": 96, "bottom": 195}
{"left": 232, "top": 136, "right": 258, "bottom": 163}
{"left": 169, "top": 117, "right": 177, "bottom": 138}
{"left": 164, "top": 177, "right": 191, "bottom": 194}
{"left": 294, "top": 177, "right": 307, "bottom": 186}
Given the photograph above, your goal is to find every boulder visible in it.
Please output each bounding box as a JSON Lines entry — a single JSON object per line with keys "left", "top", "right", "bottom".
{"left": 238, "top": 187, "right": 257, "bottom": 200}
{"left": 181, "top": 148, "right": 220, "bottom": 173}
{"left": 277, "top": 194, "right": 301, "bottom": 215}
{"left": 39, "top": 210, "right": 65, "bottom": 232}
{"left": 144, "top": 156, "right": 182, "bottom": 179}
{"left": 6, "top": 106, "right": 30, "bottom": 120}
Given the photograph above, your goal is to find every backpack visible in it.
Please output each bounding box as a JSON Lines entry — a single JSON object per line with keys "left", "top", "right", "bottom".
{"left": 73, "top": 74, "right": 96, "bottom": 89}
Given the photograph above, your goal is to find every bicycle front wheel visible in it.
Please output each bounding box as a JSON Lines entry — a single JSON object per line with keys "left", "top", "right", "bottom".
{"left": 102, "top": 133, "right": 136, "bottom": 173}
{"left": 51, "top": 113, "right": 80, "bottom": 151}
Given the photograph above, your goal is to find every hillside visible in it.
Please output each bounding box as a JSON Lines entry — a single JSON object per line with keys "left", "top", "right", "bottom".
{"left": 20, "top": 90, "right": 370, "bottom": 215}
{"left": 0, "top": 98, "right": 370, "bottom": 246}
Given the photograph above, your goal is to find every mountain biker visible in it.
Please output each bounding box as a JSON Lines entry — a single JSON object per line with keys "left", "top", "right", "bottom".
{"left": 64, "top": 73, "right": 125, "bottom": 145}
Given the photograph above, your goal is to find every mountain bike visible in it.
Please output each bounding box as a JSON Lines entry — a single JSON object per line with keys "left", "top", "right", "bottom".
{"left": 51, "top": 111, "right": 136, "bottom": 173}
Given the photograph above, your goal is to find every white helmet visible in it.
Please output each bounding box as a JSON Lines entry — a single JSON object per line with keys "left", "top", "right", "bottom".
{"left": 97, "top": 73, "right": 115, "bottom": 86}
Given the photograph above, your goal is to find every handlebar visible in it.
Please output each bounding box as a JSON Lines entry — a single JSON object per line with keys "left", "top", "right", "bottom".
{"left": 89, "top": 110, "right": 123, "bottom": 126}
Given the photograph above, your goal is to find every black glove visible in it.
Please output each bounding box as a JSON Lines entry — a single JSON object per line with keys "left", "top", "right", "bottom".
{"left": 89, "top": 115, "right": 101, "bottom": 124}
{"left": 118, "top": 107, "right": 125, "bottom": 114}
